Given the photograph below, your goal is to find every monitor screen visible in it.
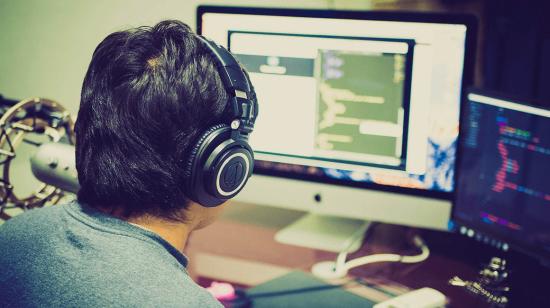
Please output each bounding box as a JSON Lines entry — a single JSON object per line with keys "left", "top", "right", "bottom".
{"left": 198, "top": 7, "right": 475, "bottom": 200}
{"left": 454, "top": 90, "right": 550, "bottom": 261}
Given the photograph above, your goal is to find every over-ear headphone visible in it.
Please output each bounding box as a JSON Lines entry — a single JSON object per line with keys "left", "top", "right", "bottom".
{"left": 183, "top": 35, "right": 258, "bottom": 207}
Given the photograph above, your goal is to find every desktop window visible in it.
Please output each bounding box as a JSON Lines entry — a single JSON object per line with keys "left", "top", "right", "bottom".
{"left": 201, "top": 10, "right": 469, "bottom": 194}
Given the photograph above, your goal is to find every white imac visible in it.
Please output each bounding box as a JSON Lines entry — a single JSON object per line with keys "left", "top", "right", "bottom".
{"left": 198, "top": 6, "right": 477, "bottom": 252}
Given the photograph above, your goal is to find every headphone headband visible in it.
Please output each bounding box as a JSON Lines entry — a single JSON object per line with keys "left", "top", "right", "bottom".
{"left": 183, "top": 35, "right": 258, "bottom": 207}
{"left": 196, "top": 35, "right": 258, "bottom": 138}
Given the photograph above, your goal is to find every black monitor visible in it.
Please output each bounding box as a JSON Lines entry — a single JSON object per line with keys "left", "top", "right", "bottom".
{"left": 454, "top": 89, "right": 550, "bottom": 262}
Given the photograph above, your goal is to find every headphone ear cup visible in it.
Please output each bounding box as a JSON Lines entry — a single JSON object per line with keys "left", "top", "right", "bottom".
{"left": 183, "top": 124, "right": 228, "bottom": 198}
{"left": 205, "top": 144, "right": 253, "bottom": 200}
{"left": 183, "top": 124, "right": 254, "bottom": 207}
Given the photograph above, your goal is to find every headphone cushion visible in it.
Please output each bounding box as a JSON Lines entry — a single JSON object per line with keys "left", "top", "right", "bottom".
{"left": 183, "top": 123, "right": 228, "bottom": 183}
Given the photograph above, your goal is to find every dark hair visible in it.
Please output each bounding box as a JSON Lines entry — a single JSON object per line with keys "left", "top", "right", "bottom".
{"left": 75, "top": 20, "right": 229, "bottom": 220}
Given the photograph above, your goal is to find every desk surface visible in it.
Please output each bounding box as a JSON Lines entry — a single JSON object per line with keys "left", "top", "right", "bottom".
{"left": 185, "top": 202, "right": 489, "bottom": 307}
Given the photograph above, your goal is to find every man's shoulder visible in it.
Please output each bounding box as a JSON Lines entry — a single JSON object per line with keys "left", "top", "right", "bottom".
{"left": 53, "top": 268, "right": 222, "bottom": 307}
{"left": 1, "top": 269, "right": 222, "bottom": 307}
{"left": 0, "top": 204, "right": 222, "bottom": 307}
{"left": 116, "top": 270, "right": 222, "bottom": 307}
{"left": 2, "top": 203, "right": 64, "bottom": 222}
{"left": 0, "top": 204, "right": 74, "bottom": 273}
{"left": 0, "top": 204, "right": 64, "bottom": 239}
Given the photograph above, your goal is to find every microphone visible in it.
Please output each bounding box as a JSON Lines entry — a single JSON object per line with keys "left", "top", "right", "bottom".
{"left": 31, "top": 143, "right": 79, "bottom": 194}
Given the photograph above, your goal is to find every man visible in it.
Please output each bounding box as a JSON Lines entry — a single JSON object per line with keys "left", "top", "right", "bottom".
{"left": 0, "top": 20, "right": 255, "bottom": 307}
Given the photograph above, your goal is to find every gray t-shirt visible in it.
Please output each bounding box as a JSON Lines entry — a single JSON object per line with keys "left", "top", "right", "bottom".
{"left": 0, "top": 202, "right": 222, "bottom": 307}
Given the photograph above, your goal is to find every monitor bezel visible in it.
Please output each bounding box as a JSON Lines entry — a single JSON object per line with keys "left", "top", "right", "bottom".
{"left": 197, "top": 5, "right": 478, "bottom": 201}
{"left": 454, "top": 87, "right": 550, "bottom": 262}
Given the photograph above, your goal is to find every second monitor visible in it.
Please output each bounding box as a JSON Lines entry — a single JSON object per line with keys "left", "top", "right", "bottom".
{"left": 454, "top": 90, "right": 550, "bottom": 263}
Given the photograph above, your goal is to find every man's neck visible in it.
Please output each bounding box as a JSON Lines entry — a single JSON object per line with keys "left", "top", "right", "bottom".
{"left": 94, "top": 203, "right": 220, "bottom": 254}
{"left": 94, "top": 205, "right": 194, "bottom": 254}
{"left": 126, "top": 216, "right": 192, "bottom": 254}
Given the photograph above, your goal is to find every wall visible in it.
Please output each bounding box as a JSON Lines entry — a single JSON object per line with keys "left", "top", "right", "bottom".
{"left": 483, "top": 0, "right": 550, "bottom": 105}
{"left": 0, "top": 0, "right": 372, "bottom": 114}
{"left": 0, "top": 0, "right": 374, "bottom": 213}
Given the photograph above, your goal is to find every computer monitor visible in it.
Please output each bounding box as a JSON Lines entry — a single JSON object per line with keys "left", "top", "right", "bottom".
{"left": 454, "top": 90, "right": 550, "bottom": 263}
{"left": 198, "top": 7, "right": 477, "bottom": 242}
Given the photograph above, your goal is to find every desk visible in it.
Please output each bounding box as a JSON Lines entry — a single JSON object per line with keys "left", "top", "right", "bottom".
{"left": 185, "top": 202, "right": 488, "bottom": 307}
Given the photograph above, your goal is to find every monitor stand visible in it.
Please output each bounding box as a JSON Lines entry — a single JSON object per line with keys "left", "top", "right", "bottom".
{"left": 274, "top": 213, "right": 371, "bottom": 253}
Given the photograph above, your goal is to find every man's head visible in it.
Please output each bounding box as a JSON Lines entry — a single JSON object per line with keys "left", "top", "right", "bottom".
{"left": 75, "top": 20, "right": 232, "bottom": 222}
